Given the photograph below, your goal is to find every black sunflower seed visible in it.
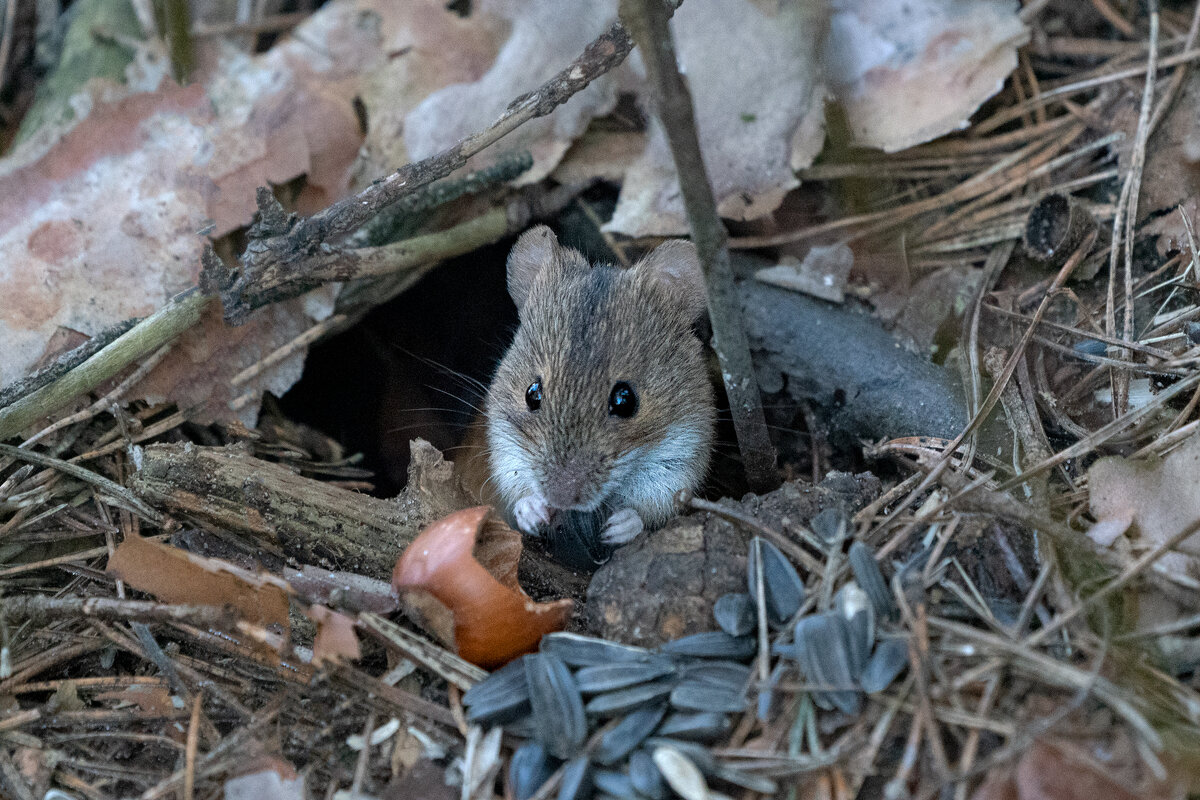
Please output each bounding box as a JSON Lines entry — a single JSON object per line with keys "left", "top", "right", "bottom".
{"left": 660, "top": 631, "right": 756, "bottom": 660}
{"left": 575, "top": 659, "right": 675, "bottom": 694}
{"left": 525, "top": 652, "right": 587, "bottom": 759}
{"left": 594, "top": 703, "right": 668, "bottom": 765}
{"left": 585, "top": 680, "right": 675, "bottom": 716}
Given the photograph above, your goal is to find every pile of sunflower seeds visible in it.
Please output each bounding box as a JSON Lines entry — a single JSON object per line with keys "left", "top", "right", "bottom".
{"left": 463, "top": 509, "right": 909, "bottom": 799}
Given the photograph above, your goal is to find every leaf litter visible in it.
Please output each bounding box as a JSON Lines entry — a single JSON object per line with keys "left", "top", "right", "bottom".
{"left": 3, "top": 1, "right": 1200, "bottom": 799}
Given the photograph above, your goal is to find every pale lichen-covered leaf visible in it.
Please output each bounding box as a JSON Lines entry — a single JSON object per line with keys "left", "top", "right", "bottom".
{"left": 1089, "top": 432, "right": 1200, "bottom": 580}
{"left": 353, "top": 0, "right": 508, "bottom": 186}
{"left": 403, "top": 0, "right": 622, "bottom": 185}
{"left": 606, "top": 0, "right": 827, "bottom": 236}
{"left": 825, "top": 0, "right": 1028, "bottom": 153}
{"left": 0, "top": 0, "right": 444, "bottom": 426}
{"left": 754, "top": 243, "right": 854, "bottom": 303}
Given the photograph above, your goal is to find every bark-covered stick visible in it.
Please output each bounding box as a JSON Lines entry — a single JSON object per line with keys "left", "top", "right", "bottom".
{"left": 619, "top": 0, "right": 777, "bottom": 491}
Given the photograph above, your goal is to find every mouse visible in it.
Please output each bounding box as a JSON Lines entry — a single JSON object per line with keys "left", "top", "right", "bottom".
{"left": 484, "top": 225, "right": 715, "bottom": 551}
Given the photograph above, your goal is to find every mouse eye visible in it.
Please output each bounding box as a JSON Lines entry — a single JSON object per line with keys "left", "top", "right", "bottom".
{"left": 608, "top": 381, "right": 638, "bottom": 418}
{"left": 525, "top": 380, "right": 543, "bottom": 411}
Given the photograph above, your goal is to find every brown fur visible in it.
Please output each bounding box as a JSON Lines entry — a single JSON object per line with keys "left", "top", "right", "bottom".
{"left": 485, "top": 226, "right": 715, "bottom": 529}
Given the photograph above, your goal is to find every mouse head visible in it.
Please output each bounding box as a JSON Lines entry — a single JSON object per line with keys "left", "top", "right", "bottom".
{"left": 486, "top": 226, "right": 715, "bottom": 526}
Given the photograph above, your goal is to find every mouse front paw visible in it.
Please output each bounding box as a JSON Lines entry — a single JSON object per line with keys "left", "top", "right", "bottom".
{"left": 601, "top": 507, "right": 644, "bottom": 545}
{"left": 513, "top": 494, "right": 552, "bottom": 535}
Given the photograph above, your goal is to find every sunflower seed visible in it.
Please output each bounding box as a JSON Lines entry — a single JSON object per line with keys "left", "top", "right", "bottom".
{"left": 592, "top": 770, "right": 636, "bottom": 799}
{"left": 860, "top": 636, "right": 909, "bottom": 694}
{"left": 585, "top": 680, "right": 675, "bottom": 716}
{"left": 707, "top": 762, "right": 779, "bottom": 795}
{"left": 676, "top": 659, "right": 752, "bottom": 689}
{"left": 557, "top": 755, "right": 593, "bottom": 800}
{"left": 656, "top": 711, "right": 731, "bottom": 742}
{"left": 542, "top": 632, "right": 654, "bottom": 667}
{"left": 629, "top": 750, "right": 668, "bottom": 800}
{"left": 810, "top": 506, "right": 848, "bottom": 542}
{"left": 660, "top": 631, "right": 756, "bottom": 660}
{"left": 748, "top": 538, "right": 805, "bottom": 628}
{"left": 794, "top": 613, "right": 862, "bottom": 715}
{"left": 642, "top": 738, "right": 715, "bottom": 772}
{"left": 575, "top": 659, "right": 675, "bottom": 694}
{"left": 505, "top": 716, "right": 538, "bottom": 739}
{"left": 849, "top": 540, "right": 896, "bottom": 620}
{"left": 756, "top": 660, "right": 788, "bottom": 721}
{"left": 594, "top": 703, "right": 668, "bottom": 765}
{"left": 463, "top": 657, "right": 530, "bottom": 725}
{"left": 510, "top": 741, "right": 556, "bottom": 800}
{"left": 525, "top": 652, "right": 587, "bottom": 759}
{"left": 651, "top": 745, "right": 709, "bottom": 800}
{"left": 669, "top": 681, "right": 748, "bottom": 713}
{"left": 713, "top": 593, "right": 756, "bottom": 637}
{"left": 837, "top": 583, "right": 875, "bottom": 678}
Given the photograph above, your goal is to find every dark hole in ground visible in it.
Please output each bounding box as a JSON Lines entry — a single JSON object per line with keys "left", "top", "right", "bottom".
{"left": 278, "top": 238, "right": 517, "bottom": 496}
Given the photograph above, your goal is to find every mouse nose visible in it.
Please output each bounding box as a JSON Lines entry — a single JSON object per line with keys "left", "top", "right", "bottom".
{"left": 544, "top": 460, "right": 592, "bottom": 509}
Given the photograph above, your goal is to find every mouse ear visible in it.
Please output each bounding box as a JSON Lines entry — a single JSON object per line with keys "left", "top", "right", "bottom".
{"left": 634, "top": 239, "right": 708, "bottom": 321}
{"left": 507, "top": 225, "right": 565, "bottom": 311}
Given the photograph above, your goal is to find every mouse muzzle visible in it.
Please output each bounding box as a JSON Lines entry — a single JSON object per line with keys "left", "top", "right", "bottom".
{"left": 541, "top": 457, "right": 605, "bottom": 511}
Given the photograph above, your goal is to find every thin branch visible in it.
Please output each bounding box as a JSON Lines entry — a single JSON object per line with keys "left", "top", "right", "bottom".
{"left": 619, "top": 0, "right": 776, "bottom": 490}
{"left": 1, "top": 596, "right": 237, "bottom": 629}
{"left": 0, "top": 290, "right": 209, "bottom": 441}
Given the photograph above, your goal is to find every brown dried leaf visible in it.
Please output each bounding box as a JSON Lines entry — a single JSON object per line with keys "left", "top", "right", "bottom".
{"left": 352, "top": 0, "right": 507, "bottom": 185}
{"left": 94, "top": 683, "right": 176, "bottom": 717}
{"left": 826, "top": 0, "right": 1028, "bottom": 153}
{"left": 305, "top": 605, "right": 363, "bottom": 665}
{"left": 106, "top": 534, "right": 291, "bottom": 638}
{"left": 971, "top": 739, "right": 1185, "bottom": 800}
{"left": 0, "top": 0, "right": 430, "bottom": 426}
{"left": 607, "top": 0, "right": 826, "bottom": 236}
{"left": 403, "top": 0, "right": 621, "bottom": 185}
{"left": 1130, "top": 71, "right": 1200, "bottom": 255}
{"left": 1089, "top": 431, "right": 1200, "bottom": 580}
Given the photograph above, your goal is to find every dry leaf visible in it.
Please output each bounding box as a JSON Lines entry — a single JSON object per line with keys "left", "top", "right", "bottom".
{"left": 94, "top": 683, "right": 176, "bottom": 717}
{"left": 971, "top": 739, "right": 1185, "bottom": 800}
{"left": 1089, "top": 431, "right": 1200, "bottom": 580}
{"left": 0, "top": 0, "right": 430, "bottom": 426}
{"left": 403, "top": 0, "right": 621, "bottom": 185}
{"left": 606, "top": 0, "right": 826, "bottom": 236}
{"left": 305, "top": 604, "right": 363, "bottom": 665}
{"left": 225, "top": 760, "right": 306, "bottom": 800}
{"left": 754, "top": 243, "right": 854, "bottom": 303}
{"left": 1129, "top": 70, "right": 1200, "bottom": 256}
{"left": 825, "top": 0, "right": 1028, "bottom": 153}
{"left": 106, "top": 534, "right": 291, "bottom": 637}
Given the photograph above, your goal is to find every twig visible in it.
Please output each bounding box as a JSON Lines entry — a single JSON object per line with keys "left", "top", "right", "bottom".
{"left": 0, "top": 596, "right": 236, "bottom": 629}
{"left": 183, "top": 693, "right": 201, "bottom": 800}
{"left": 0, "top": 290, "right": 209, "bottom": 441}
{"left": 619, "top": 0, "right": 776, "bottom": 491}
{"left": 1108, "top": 3, "right": 1159, "bottom": 416}
{"left": 21, "top": 341, "right": 176, "bottom": 448}
{"left": 0, "top": 0, "right": 16, "bottom": 96}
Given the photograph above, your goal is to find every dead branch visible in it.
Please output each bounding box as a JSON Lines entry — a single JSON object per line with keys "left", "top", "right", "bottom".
{"left": 128, "top": 439, "right": 474, "bottom": 579}
{"left": 1, "top": 596, "right": 238, "bottom": 629}
{"left": 619, "top": 0, "right": 777, "bottom": 492}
